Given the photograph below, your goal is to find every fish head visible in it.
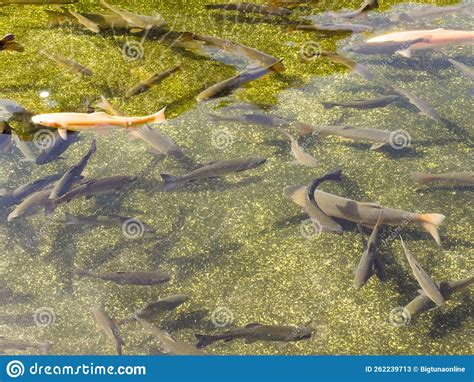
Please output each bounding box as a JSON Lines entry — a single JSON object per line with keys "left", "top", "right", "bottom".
{"left": 245, "top": 156, "right": 267, "bottom": 169}
{"left": 31, "top": 114, "right": 61, "bottom": 128}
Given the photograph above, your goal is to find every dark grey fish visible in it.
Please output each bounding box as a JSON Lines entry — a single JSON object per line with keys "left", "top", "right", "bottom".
{"left": 126, "top": 65, "right": 182, "bottom": 98}
{"left": 0, "top": 337, "right": 52, "bottom": 354}
{"left": 0, "top": 313, "right": 36, "bottom": 326}
{"left": 91, "top": 305, "right": 124, "bottom": 355}
{"left": 36, "top": 130, "right": 79, "bottom": 165}
{"left": 160, "top": 156, "right": 266, "bottom": 190}
{"left": 208, "top": 113, "right": 290, "bottom": 128}
{"left": 448, "top": 58, "right": 474, "bottom": 81}
{"left": 320, "top": 51, "right": 373, "bottom": 80}
{"left": 0, "top": 99, "right": 29, "bottom": 121}
{"left": 64, "top": 213, "right": 155, "bottom": 233}
{"left": 40, "top": 50, "right": 93, "bottom": 76}
{"left": 140, "top": 320, "right": 205, "bottom": 355}
{"left": 0, "top": 173, "right": 62, "bottom": 209}
{"left": 303, "top": 168, "right": 344, "bottom": 234}
{"left": 396, "top": 5, "right": 472, "bottom": 23}
{"left": 400, "top": 236, "right": 444, "bottom": 306}
{"left": 390, "top": 84, "right": 442, "bottom": 122}
{"left": 130, "top": 124, "right": 184, "bottom": 159}
{"left": 196, "top": 62, "right": 280, "bottom": 102}
{"left": 119, "top": 294, "right": 189, "bottom": 324}
{"left": 411, "top": 171, "right": 474, "bottom": 186}
{"left": 404, "top": 276, "right": 474, "bottom": 319}
{"left": 7, "top": 188, "right": 52, "bottom": 221}
{"left": 75, "top": 269, "right": 170, "bottom": 286}
{"left": 0, "top": 33, "right": 24, "bottom": 52}
{"left": 49, "top": 139, "right": 97, "bottom": 200}
{"left": 354, "top": 211, "right": 383, "bottom": 288}
{"left": 296, "top": 123, "right": 394, "bottom": 150}
{"left": 12, "top": 133, "right": 37, "bottom": 162}
{"left": 346, "top": 38, "right": 430, "bottom": 58}
{"left": 291, "top": 23, "right": 372, "bottom": 33}
{"left": 195, "top": 323, "right": 313, "bottom": 348}
{"left": 205, "top": 2, "right": 292, "bottom": 16}
{"left": 321, "top": 95, "right": 399, "bottom": 110}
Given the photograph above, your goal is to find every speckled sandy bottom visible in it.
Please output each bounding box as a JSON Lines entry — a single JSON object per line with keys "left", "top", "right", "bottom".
{"left": 0, "top": 0, "right": 472, "bottom": 355}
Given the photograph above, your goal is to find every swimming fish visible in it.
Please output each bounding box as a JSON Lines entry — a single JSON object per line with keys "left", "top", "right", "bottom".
{"left": 68, "top": 9, "right": 100, "bottom": 33}
{"left": 448, "top": 58, "right": 474, "bottom": 81}
{"left": 119, "top": 294, "right": 189, "bottom": 324}
{"left": 205, "top": 2, "right": 292, "bottom": 16}
{"left": 196, "top": 63, "right": 278, "bottom": 102}
{"left": 7, "top": 188, "right": 53, "bottom": 221}
{"left": 399, "top": 236, "right": 444, "bottom": 306}
{"left": 389, "top": 84, "right": 442, "bottom": 122}
{"left": 329, "top": 0, "right": 378, "bottom": 19}
{"left": 404, "top": 276, "right": 474, "bottom": 318}
{"left": 208, "top": 113, "right": 290, "bottom": 128}
{"left": 35, "top": 130, "right": 79, "bottom": 165}
{"left": 49, "top": 139, "right": 97, "bottom": 200}
{"left": 411, "top": 171, "right": 474, "bottom": 186}
{"left": 284, "top": 184, "right": 445, "bottom": 245}
{"left": 395, "top": 5, "right": 473, "bottom": 23}
{"left": 140, "top": 320, "right": 205, "bottom": 355}
{"left": 126, "top": 65, "right": 182, "bottom": 98}
{"left": 75, "top": 270, "right": 169, "bottom": 286}
{"left": 91, "top": 305, "right": 124, "bottom": 355}
{"left": 130, "top": 124, "right": 184, "bottom": 159}
{"left": 46, "top": 10, "right": 131, "bottom": 30}
{"left": 0, "top": 34, "right": 24, "bottom": 52}
{"left": 366, "top": 29, "right": 474, "bottom": 51}
{"left": 99, "top": 0, "right": 167, "bottom": 30}
{"left": 0, "top": 0, "right": 77, "bottom": 6}
{"left": 0, "top": 99, "right": 29, "bottom": 120}
{"left": 346, "top": 38, "right": 430, "bottom": 58}
{"left": 290, "top": 23, "right": 372, "bottom": 34}
{"left": 64, "top": 213, "right": 156, "bottom": 233}
{"left": 354, "top": 211, "right": 383, "bottom": 288}
{"left": 40, "top": 50, "right": 92, "bottom": 76}
{"left": 179, "top": 32, "right": 285, "bottom": 73}
{"left": 0, "top": 337, "right": 51, "bottom": 355}
{"left": 0, "top": 173, "right": 62, "bottom": 209}
{"left": 195, "top": 323, "right": 313, "bottom": 348}
{"left": 12, "top": 133, "right": 37, "bottom": 162}
{"left": 277, "top": 128, "right": 319, "bottom": 167}
{"left": 32, "top": 108, "right": 166, "bottom": 140}
{"left": 320, "top": 51, "right": 373, "bottom": 80}
{"left": 295, "top": 123, "right": 397, "bottom": 150}
{"left": 161, "top": 156, "right": 266, "bottom": 190}
{"left": 320, "top": 95, "right": 399, "bottom": 110}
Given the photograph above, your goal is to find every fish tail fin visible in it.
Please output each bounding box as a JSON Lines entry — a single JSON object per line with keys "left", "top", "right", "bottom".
{"left": 321, "top": 102, "right": 335, "bottom": 110}
{"left": 64, "top": 212, "right": 78, "bottom": 225}
{"left": 294, "top": 122, "right": 315, "bottom": 136}
{"left": 160, "top": 174, "right": 178, "bottom": 190}
{"left": 148, "top": 108, "right": 166, "bottom": 124}
{"left": 115, "top": 342, "right": 123, "bottom": 356}
{"left": 411, "top": 172, "right": 433, "bottom": 185}
{"left": 417, "top": 213, "right": 446, "bottom": 246}
{"left": 195, "top": 334, "right": 216, "bottom": 349}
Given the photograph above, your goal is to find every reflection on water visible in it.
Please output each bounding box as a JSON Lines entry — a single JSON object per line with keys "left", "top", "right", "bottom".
{"left": 0, "top": 0, "right": 472, "bottom": 355}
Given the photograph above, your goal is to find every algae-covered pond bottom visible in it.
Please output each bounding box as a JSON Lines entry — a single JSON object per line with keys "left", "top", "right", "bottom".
{"left": 0, "top": 0, "right": 472, "bottom": 355}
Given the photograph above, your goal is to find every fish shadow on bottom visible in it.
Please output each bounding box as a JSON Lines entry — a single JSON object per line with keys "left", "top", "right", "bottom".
{"left": 427, "top": 294, "right": 473, "bottom": 339}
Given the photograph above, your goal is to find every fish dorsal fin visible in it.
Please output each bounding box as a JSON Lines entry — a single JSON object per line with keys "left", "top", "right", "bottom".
{"left": 245, "top": 323, "right": 262, "bottom": 328}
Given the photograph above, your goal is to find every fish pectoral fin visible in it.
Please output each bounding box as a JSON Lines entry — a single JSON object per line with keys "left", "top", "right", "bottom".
{"left": 58, "top": 129, "right": 68, "bottom": 140}
{"left": 303, "top": 203, "right": 343, "bottom": 235}
{"left": 370, "top": 142, "right": 386, "bottom": 150}
{"left": 396, "top": 48, "right": 412, "bottom": 58}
